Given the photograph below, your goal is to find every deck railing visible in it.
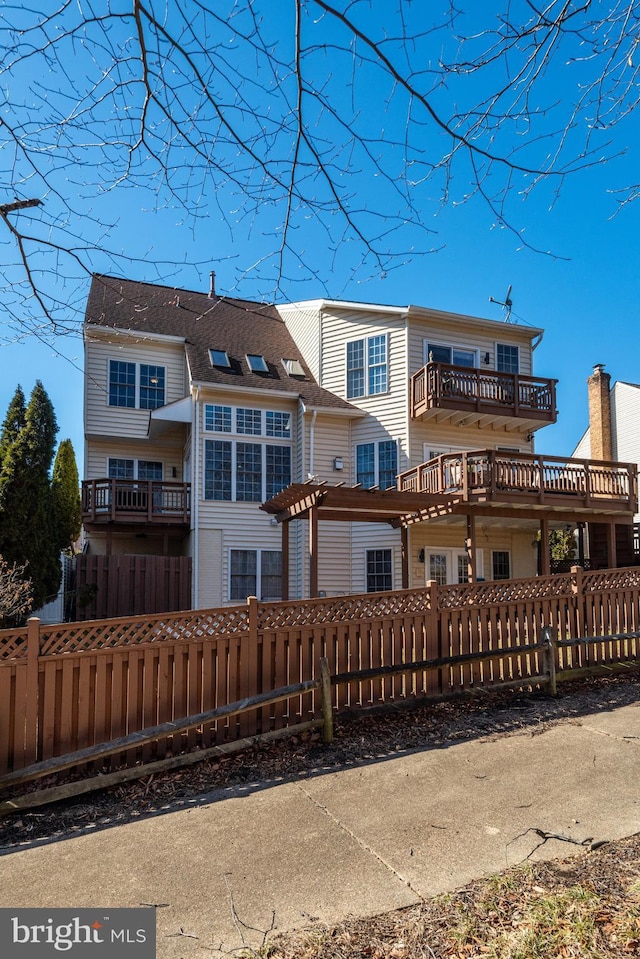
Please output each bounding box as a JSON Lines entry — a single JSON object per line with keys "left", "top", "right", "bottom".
{"left": 411, "top": 362, "right": 557, "bottom": 423}
{"left": 398, "top": 450, "right": 637, "bottom": 512}
{"left": 81, "top": 479, "right": 191, "bottom": 525}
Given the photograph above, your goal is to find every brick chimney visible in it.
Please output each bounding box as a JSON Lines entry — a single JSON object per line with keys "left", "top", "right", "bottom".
{"left": 587, "top": 363, "right": 613, "bottom": 461}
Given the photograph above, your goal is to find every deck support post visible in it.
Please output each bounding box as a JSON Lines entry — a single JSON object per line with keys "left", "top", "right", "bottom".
{"left": 281, "top": 520, "right": 289, "bottom": 601}
{"left": 401, "top": 525, "right": 409, "bottom": 589}
{"left": 539, "top": 517, "right": 550, "bottom": 576}
{"left": 607, "top": 521, "right": 617, "bottom": 569}
{"left": 309, "top": 504, "right": 319, "bottom": 598}
{"left": 466, "top": 514, "right": 477, "bottom": 582}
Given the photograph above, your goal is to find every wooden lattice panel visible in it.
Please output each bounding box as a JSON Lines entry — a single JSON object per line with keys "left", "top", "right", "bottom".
{"left": 583, "top": 567, "right": 640, "bottom": 592}
{"left": 0, "top": 628, "right": 28, "bottom": 661}
{"left": 258, "top": 587, "right": 432, "bottom": 630}
{"left": 39, "top": 606, "right": 249, "bottom": 656}
{"left": 438, "top": 574, "right": 574, "bottom": 610}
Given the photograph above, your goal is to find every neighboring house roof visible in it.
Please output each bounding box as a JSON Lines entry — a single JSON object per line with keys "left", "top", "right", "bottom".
{"left": 85, "top": 274, "right": 356, "bottom": 412}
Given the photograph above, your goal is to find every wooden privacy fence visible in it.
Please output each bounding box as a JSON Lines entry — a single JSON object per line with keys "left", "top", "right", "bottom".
{"left": 1, "top": 565, "right": 640, "bottom": 777}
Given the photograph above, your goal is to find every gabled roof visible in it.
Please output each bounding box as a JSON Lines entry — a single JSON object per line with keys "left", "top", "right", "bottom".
{"left": 85, "top": 275, "right": 356, "bottom": 412}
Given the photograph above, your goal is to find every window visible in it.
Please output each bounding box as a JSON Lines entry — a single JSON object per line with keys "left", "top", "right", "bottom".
{"left": 366, "top": 549, "right": 393, "bottom": 592}
{"left": 108, "top": 360, "right": 166, "bottom": 409}
{"left": 109, "top": 361, "right": 136, "bottom": 408}
{"left": 230, "top": 549, "right": 282, "bottom": 601}
{"left": 496, "top": 344, "right": 519, "bottom": 374}
{"left": 236, "top": 442, "right": 262, "bottom": 501}
{"left": 356, "top": 444, "right": 375, "bottom": 488}
{"left": 205, "top": 405, "right": 232, "bottom": 432}
{"left": 428, "top": 553, "right": 448, "bottom": 586}
{"left": 283, "top": 358, "right": 305, "bottom": 377}
{"left": 266, "top": 446, "right": 291, "bottom": 499}
{"left": 209, "top": 349, "right": 231, "bottom": 368}
{"left": 137, "top": 461, "right": 163, "bottom": 481}
{"left": 203, "top": 406, "right": 292, "bottom": 501}
{"left": 346, "top": 335, "right": 388, "bottom": 398}
{"left": 492, "top": 551, "right": 511, "bottom": 580}
{"left": 139, "top": 365, "right": 165, "bottom": 410}
{"left": 427, "top": 548, "right": 482, "bottom": 585}
{"left": 425, "top": 342, "right": 476, "bottom": 368}
{"left": 356, "top": 440, "right": 397, "bottom": 489}
{"left": 108, "top": 458, "right": 134, "bottom": 480}
{"left": 204, "top": 405, "right": 290, "bottom": 437}
{"left": 237, "top": 408, "right": 262, "bottom": 435}
{"left": 204, "top": 440, "right": 291, "bottom": 501}
{"left": 204, "top": 440, "right": 232, "bottom": 500}
{"left": 247, "top": 353, "right": 269, "bottom": 373}
{"left": 266, "top": 411, "right": 291, "bottom": 438}
{"left": 108, "top": 459, "right": 163, "bottom": 480}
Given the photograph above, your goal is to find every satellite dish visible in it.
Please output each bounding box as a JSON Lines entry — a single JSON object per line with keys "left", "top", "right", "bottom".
{"left": 489, "top": 285, "right": 514, "bottom": 322}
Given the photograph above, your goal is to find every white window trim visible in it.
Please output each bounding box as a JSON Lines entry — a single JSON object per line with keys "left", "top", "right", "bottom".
{"left": 355, "top": 438, "right": 398, "bottom": 489}
{"left": 364, "top": 547, "right": 394, "bottom": 592}
{"left": 423, "top": 339, "right": 478, "bottom": 367}
{"left": 202, "top": 404, "right": 292, "bottom": 439}
{"left": 107, "top": 458, "right": 164, "bottom": 480}
{"left": 107, "top": 359, "right": 167, "bottom": 410}
{"left": 495, "top": 342, "right": 520, "bottom": 374}
{"left": 345, "top": 333, "right": 389, "bottom": 399}
{"left": 426, "top": 548, "right": 484, "bottom": 585}
{"left": 228, "top": 547, "right": 282, "bottom": 602}
{"left": 203, "top": 438, "right": 291, "bottom": 502}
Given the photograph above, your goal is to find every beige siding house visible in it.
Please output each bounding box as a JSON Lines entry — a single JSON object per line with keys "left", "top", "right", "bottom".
{"left": 81, "top": 276, "right": 635, "bottom": 615}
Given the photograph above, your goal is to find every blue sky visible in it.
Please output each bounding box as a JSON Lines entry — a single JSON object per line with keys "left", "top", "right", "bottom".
{"left": 1, "top": 2, "right": 639, "bottom": 472}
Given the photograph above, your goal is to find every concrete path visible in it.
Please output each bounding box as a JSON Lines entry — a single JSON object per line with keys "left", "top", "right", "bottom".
{"left": 1, "top": 702, "right": 639, "bottom": 957}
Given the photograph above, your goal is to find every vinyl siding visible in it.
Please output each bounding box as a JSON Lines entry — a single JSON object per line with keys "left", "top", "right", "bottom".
{"left": 86, "top": 437, "right": 185, "bottom": 481}
{"left": 407, "top": 317, "right": 534, "bottom": 378}
{"left": 85, "top": 333, "right": 187, "bottom": 440}
{"left": 408, "top": 423, "right": 533, "bottom": 470}
{"left": 278, "top": 304, "right": 322, "bottom": 381}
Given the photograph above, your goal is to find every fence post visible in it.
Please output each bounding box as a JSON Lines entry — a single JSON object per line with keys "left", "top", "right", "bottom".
{"left": 25, "top": 617, "right": 41, "bottom": 766}
{"left": 320, "top": 656, "right": 333, "bottom": 744}
{"left": 542, "top": 625, "right": 557, "bottom": 696}
{"left": 426, "top": 579, "right": 441, "bottom": 695}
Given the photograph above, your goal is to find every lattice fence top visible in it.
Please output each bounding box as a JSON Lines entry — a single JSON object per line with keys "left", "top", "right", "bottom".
{"left": 0, "top": 628, "right": 28, "bottom": 661}
{"left": 258, "top": 587, "right": 432, "bottom": 631}
{"left": 583, "top": 566, "right": 640, "bottom": 592}
{"left": 38, "top": 606, "right": 249, "bottom": 656}
{"left": 438, "top": 573, "right": 575, "bottom": 609}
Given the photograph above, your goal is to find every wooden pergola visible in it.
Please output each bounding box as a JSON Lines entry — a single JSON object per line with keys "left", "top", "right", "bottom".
{"left": 261, "top": 481, "right": 634, "bottom": 599}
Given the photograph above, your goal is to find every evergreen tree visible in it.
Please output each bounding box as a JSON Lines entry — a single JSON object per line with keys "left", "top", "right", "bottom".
{"left": 0, "top": 381, "right": 60, "bottom": 608}
{"left": 51, "top": 439, "right": 81, "bottom": 553}
{"left": 0, "top": 385, "right": 26, "bottom": 469}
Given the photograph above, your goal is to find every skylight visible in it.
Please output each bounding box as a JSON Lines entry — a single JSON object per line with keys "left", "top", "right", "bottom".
{"left": 209, "top": 349, "right": 231, "bottom": 368}
{"left": 247, "top": 353, "right": 269, "bottom": 373}
{"left": 283, "top": 358, "right": 305, "bottom": 377}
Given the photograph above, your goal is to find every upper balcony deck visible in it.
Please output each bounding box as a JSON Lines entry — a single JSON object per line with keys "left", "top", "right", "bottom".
{"left": 398, "top": 450, "right": 637, "bottom": 515}
{"left": 410, "top": 362, "right": 558, "bottom": 432}
{"left": 82, "top": 479, "right": 191, "bottom": 529}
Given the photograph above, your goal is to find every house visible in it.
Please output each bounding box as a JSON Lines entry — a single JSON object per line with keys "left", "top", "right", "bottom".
{"left": 571, "top": 363, "right": 640, "bottom": 566}
{"left": 80, "top": 275, "right": 637, "bottom": 616}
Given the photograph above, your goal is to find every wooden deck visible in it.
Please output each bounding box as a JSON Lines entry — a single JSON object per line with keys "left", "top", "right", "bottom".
{"left": 410, "top": 362, "right": 557, "bottom": 431}
{"left": 82, "top": 479, "right": 191, "bottom": 527}
{"left": 398, "top": 450, "right": 637, "bottom": 514}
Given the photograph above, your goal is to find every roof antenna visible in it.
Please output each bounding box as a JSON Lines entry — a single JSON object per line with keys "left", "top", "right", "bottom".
{"left": 489, "top": 284, "right": 514, "bottom": 322}
{"left": 208, "top": 271, "right": 216, "bottom": 298}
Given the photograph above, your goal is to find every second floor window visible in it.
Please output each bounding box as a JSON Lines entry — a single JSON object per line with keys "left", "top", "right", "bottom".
{"left": 425, "top": 342, "right": 475, "bottom": 368}
{"left": 496, "top": 344, "right": 519, "bottom": 374}
{"left": 204, "top": 440, "right": 291, "bottom": 502}
{"left": 108, "top": 361, "right": 166, "bottom": 410}
{"left": 356, "top": 440, "right": 398, "bottom": 489}
{"left": 347, "top": 334, "right": 388, "bottom": 398}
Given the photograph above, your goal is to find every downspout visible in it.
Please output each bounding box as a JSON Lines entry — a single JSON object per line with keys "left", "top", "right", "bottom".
{"left": 308, "top": 409, "right": 317, "bottom": 479}
{"left": 192, "top": 385, "right": 200, "bottom": 608}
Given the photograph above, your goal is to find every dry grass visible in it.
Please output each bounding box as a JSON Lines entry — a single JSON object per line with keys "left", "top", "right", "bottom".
{"left": 266, "top": 834, "right": 640, "bottom": 959}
